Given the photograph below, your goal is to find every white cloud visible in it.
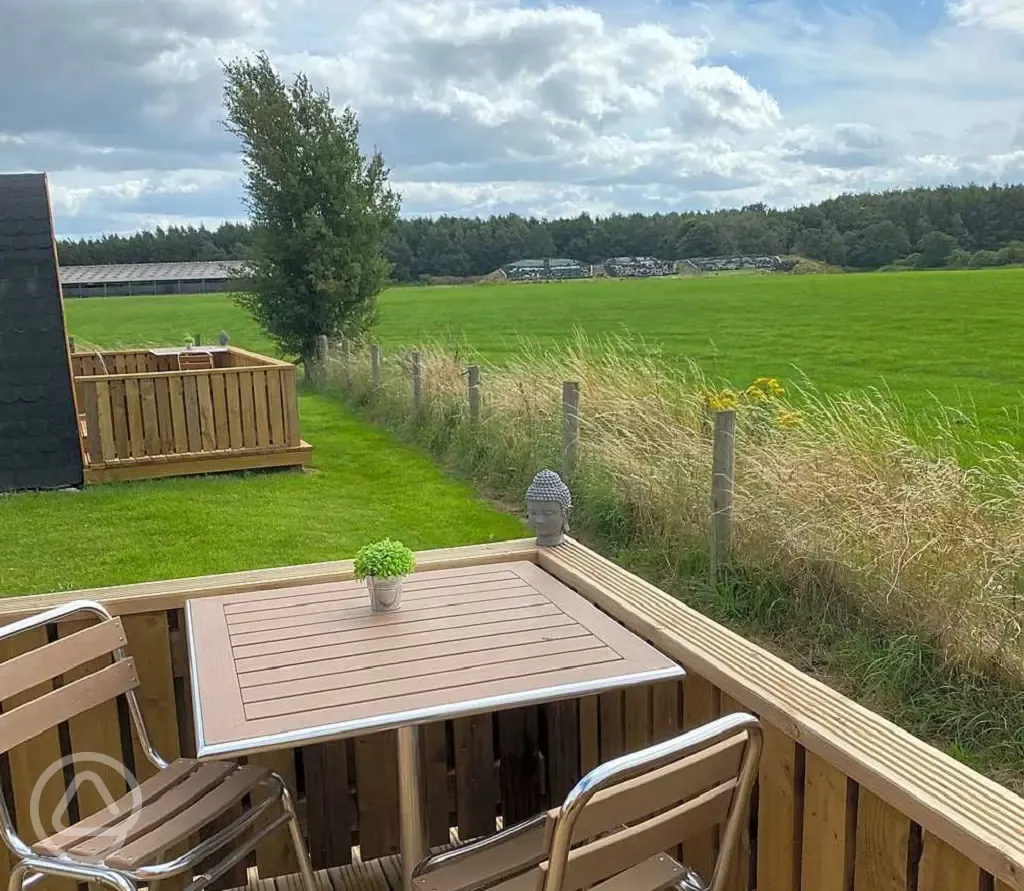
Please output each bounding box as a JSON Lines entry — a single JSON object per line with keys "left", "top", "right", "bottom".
{"left": 2, "top": 0, "right": 1024, "bottom": 235}
{"left": 948, "top": 0, "right": 1024, "bottom": 32}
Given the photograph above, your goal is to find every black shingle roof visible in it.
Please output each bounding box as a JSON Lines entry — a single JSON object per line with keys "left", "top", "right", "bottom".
{"left": 0, "top": 173, "right": 83, "bottom": 492}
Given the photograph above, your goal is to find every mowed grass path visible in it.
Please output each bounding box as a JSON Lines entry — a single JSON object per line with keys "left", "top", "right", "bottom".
{"left": 65, "top": 267, "right": 1024, "bottom": 444}
{"left": 0, "top": 393, "right": 525, "bottom": 595}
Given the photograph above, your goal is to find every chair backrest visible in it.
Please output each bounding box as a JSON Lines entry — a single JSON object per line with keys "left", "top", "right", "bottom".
{"left": 541, "top": 712, "right": 761, "bottom": 891}
{"left": 178, "top": 351, "right": 214, "bottom": 371}
{"left": 0, "top": 604, "right": 139, "bottom": 756}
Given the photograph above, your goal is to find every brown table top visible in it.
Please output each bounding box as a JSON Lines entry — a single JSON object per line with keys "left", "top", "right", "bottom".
{"left": 186, "top": 560, "right": 684, "bottom": 757}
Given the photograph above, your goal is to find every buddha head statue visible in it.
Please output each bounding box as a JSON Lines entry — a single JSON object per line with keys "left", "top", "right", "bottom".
{"left": 526, "top": 470, "right": 572, "bottom": 547}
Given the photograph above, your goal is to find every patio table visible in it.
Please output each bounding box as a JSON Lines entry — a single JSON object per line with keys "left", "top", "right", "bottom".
{"left": 185, "top": 560, "right": 685, "bottom": 891}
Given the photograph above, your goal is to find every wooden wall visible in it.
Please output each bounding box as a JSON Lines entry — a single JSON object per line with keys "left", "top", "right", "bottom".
{"left": 0, "top": 540, "right": 1020, "bottom": 891}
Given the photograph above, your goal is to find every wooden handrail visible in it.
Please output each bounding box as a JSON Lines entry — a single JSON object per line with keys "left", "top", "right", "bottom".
{"left": 72, "top": 347, "right": 293, "bottom": 373}
{"left": 75, "top": 362, "right": 296, "bottom": 382}
{"left": 0, "top": 540, "right": 539, "bottom": 619}
{"left": 224, "top": 345, "right": 292, "bottom": 367}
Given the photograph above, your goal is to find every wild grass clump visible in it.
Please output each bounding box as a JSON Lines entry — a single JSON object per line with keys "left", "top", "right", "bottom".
{"left": 324, "top": 335, "right": 1024, "bottom": 687}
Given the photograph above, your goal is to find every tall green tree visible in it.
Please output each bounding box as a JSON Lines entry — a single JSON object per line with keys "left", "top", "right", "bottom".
{"left": 222, "top": 52, "right": 400, "bottom": 370}
{"left": 916, "top": 231, "right": 958, "bottom": 268}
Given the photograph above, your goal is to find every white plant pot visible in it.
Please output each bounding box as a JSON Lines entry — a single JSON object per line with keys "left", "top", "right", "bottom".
{"left": 367, "top": 576, "right": 404, "bottom": 612}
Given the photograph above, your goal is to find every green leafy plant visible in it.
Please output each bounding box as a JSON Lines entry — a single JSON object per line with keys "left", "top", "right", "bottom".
{"left": 353, "top": 538, "right": 415, "bottom": 580}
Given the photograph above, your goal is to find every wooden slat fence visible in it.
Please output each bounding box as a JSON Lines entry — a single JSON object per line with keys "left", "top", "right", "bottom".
{"left": 71, "top": 350, "right": 171, "bottom": 377}
{"left": 76, "top": 365, "right": 300, "bottom": 466}
{"left": 0, "top": 541, "right": 1020, "bottom": 891}
{"left": 71, "top": 347, "right": 279, "bottom": 383}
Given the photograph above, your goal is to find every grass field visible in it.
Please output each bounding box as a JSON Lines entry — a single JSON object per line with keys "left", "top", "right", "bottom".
{"left": 64, "top": 267, "right": 1024, "bottom": 449}
{"left": 0, "top": 393, "right": 524, "bottom": 595}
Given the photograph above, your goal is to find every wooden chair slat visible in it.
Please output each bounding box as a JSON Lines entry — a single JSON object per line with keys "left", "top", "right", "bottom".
{"left": 33, "top": 759, "right": 198, "bottom": 855}
{"left": 178, "top": 352, "right": 215, "bottom": 371}
{"left": 68, "top": 762, "right": 237, "bottom": 858}
{"left": 0, "top": 618, "right": 126, "bottom": 701}
{"left": 108, "top": 765, "right": 270, "bottom": 869}
{"left": 414, "top": 817, "right": 554, "bottom": 891}
{"left": 572, "top": 734, "right": 746, "bottom": 845}
{"left": 553, "top": 780, "right": 737, "bottom": 891}
{"left": 0, "top": 658, "right": 138, "bottom": 753}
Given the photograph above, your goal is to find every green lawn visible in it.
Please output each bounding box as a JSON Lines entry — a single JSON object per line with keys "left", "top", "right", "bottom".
{"left": 64, "top": 268, "right": 1024, "bottom": 446}
{"left": 377, "top": 270, "right": 1024, "bottom": 443}
{"left": 0, "top": 393, "right": 525, "bottom": 596}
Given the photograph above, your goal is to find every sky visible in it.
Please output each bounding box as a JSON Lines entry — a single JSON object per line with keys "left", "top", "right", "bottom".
{"left": 3, "top": 0, "right": 1023, "bottom": 238}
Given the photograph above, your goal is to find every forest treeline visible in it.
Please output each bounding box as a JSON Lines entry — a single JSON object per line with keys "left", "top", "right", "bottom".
{"left": 57, "top": 183, "right": 1024, "bottom": 280}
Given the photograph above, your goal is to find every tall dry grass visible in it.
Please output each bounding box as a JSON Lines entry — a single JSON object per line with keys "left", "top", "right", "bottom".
{"left": 326, "top": 335, "right": 1024, "bottom": 687}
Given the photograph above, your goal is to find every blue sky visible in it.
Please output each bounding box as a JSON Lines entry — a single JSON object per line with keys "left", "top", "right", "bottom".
{"left": 1, "top": 0, "right": 1021, "bottom": 238}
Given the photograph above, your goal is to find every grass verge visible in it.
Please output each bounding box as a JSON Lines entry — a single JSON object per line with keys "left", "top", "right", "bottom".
{"left": 0, "top": 392, "right": 525, "bottom": 595}
{"left": 322, "top": 336, "right": 1024, "bottom": 790}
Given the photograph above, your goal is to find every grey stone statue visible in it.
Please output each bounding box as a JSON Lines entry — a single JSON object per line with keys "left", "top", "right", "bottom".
{"left": 526, "top": 469, "right": 572, "bottom": 546}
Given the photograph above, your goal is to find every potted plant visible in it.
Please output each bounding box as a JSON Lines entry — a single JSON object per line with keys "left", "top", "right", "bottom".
{"left": 354, "top": 538, "right": 416, "bottom": 612}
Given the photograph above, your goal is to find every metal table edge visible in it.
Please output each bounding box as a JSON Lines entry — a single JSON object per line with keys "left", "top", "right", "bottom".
{"left": 191, "top": 663, "right": 686, "bottom": 759}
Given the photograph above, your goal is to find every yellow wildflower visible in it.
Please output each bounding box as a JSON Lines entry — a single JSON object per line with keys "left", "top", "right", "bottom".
{"left": 703, "top": 388, "right": 738, "bottom": 411}
{"left": 751, "top": 376, "right": 785, "bottom": 398}
{"left": 777, "top": 409, "right": 803, "bottom": 429}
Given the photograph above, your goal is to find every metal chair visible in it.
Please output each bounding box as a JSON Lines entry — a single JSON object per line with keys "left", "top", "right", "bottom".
{"left": 0, "top": 600, "right": 317, "bottom": 891}
{"left": 412, "top": 712, "right": 762, "bottom": 891}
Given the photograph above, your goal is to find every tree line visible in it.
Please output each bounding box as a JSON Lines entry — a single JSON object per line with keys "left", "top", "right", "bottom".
{"left": 57, "top": 182, "right": 1024, "bottom": 280}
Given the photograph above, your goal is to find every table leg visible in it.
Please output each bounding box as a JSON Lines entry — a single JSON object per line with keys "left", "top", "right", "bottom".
{"left": 398, "top": 725, "right": 428, "bottom": 891}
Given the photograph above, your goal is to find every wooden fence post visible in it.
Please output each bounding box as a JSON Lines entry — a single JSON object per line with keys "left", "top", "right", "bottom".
{"left": 562, "top": 381, "right": 580, "bottom": 479}
{"left": 341, "top": 338, "right": 351, "bottom": 391}
{"left": 467, "top": 365, "right": 480, "bottom": 422}
{"left": 371, "top": 345, "right": 382, "bottom": 389}
{"left": 412, "top": 350, "right": 423, "bottom": 414}
{"left": 710, "top": 409, "right": 737, "bottom": 587}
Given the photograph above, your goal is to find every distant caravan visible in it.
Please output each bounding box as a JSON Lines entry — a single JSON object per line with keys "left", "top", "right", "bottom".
{"left": 501, "top": 258, "right": 593, "bottom": 281}
{"left": 682, "top": 255, "right": 790, "bottom": 273}
{"left": 604, "top": 256, "right": 677, "bottom": 277}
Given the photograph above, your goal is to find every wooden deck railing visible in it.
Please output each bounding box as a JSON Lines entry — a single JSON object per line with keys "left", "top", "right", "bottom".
{"left": 77, "top": 365, "right": 300, "bottom": 460}
{"left": 71, "top": 347, "right": 280, "bottom": 378}
{"left": 0, "top": 539, "right": 1019, "bottom": 891}
{"left": 70, "top": 347, "right": 308, "bottom": 482}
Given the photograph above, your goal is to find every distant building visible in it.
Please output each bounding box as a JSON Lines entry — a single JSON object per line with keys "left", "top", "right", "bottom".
{"left": 604, "top": 256, "right": 676, "bottom": 278}
{"left": 682, "top": 255, "right": 787, "bottom": 273}
{"left": 501, "top": 258, "right": 593, "bottom": 281}
{"left": 60, "top": 260, "right": 243, "bottom": 298}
